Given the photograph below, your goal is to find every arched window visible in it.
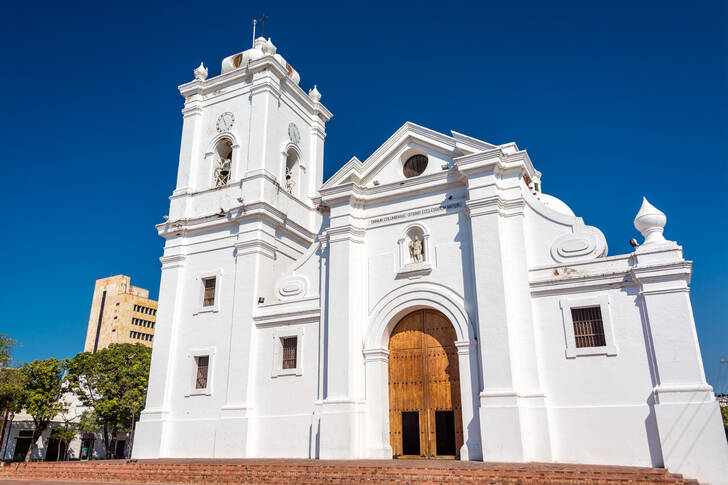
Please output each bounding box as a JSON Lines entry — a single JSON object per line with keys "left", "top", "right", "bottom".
{"left": 213, "top": 139, "right": 233, "bottom": 187}
{"left": 403, "top": 154, "right": 428, "bottom": 178}
{"left": 285, "top": 149, "right": 298, "bottom": 195}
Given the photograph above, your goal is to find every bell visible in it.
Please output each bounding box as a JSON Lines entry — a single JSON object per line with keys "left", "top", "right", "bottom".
{"left": 220, "top": 159, "right": 231, "bottom": 175}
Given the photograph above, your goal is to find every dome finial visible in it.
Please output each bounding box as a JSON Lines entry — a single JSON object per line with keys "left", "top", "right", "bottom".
{"left": 308, "top": 85, "right": 321, "bottom": 102}
{"left": 634, "top": 197, "right": 667, "bottom": 246}
{"left": 193, "top": 62, "right": 208, "bottom": 81}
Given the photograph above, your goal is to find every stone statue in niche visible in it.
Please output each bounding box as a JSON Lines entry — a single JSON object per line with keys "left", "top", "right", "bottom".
{"left": 408, "top": 235, "right": 423, "bottom": 263}
{"left": 285, "top": 166, "right": 295, "bottom": 194}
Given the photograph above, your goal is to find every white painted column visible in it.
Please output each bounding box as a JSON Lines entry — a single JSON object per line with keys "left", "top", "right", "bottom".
{"left": 213, "top": 223, "right": 275, "bottom": 457}
{"left": 318, "top": 209, "right": 366, "bottom": 459}
{"left": 460, "top": 156, "right": 551, "bottom": 462}
{"left": 174, "top": 94, "right": 203, "bottom": 194}
{"left": 633, "top": 244, "right": 728, "bottom": 485}
{"left": 132, "top": 251, "right": 186, "bottom": 458}
{"left": 455, "top": 340, "right": 482, "bottom": 460}
{"left": 363, "top": 348, "right": 392, "bottom": 458}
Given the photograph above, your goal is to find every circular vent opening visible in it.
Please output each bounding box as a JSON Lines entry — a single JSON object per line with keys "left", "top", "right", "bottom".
{"left": 403, "top": 154, "right": 428, "bottom": 178}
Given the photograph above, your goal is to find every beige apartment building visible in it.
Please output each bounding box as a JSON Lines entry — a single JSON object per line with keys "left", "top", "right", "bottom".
{"left": 83, "top": 275, "right": 158, "bottom": 352}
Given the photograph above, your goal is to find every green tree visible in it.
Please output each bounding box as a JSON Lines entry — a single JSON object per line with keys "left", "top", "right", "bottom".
{"left": 49, "top": 423, "right": 76, "bottom": 461}
{"left": 0, "top": 334, "right": 15, "bottom": 366}
{"left": 65, "top": 343, "right": 151, "bottom": 459}
{"left": 0, "top": 334, "right": 23, "bottom": 412}
{"left": 14, "top": 358, "right": 65, "bottom": 462}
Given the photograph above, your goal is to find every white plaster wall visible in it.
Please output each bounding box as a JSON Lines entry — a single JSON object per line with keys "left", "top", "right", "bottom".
{"left": 532, "top": 287, "right": 661, "bottom": 466}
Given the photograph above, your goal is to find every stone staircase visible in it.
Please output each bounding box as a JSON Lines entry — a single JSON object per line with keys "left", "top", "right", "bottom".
{"left": 0, "top": 459, "right": 700, "bottom": 484}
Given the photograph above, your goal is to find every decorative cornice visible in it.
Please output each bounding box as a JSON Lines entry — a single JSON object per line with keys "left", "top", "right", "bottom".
{"left": 234, "top": 239, "right": 276, "bottom": 260}
{"left": 326, "top": 225, "right": 366, "bottom": 244}
{"left": 466, "top": 196, "right": 525, "bottom": 218}
{"left": 253, "top": 304, "right": 320, "bottom": 327}
{"left": 159, "top": 254, "right": 186, "bottom": 269}
{"left": 454, "top": 341, "right": 477, "bottom": 356}
{"left": 363, "top": 348, "right": 390, "bottom": 363}
{"left": 178, "top": 55, "right": 332, "bottom": 122}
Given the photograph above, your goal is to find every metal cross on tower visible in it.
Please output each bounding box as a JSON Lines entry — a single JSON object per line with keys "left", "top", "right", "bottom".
{"left": 258, "top": 14, "right": 269, "bottom": 38}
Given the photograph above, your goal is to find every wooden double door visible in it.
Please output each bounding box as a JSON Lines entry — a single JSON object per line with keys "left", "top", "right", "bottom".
{"left": 388, "top": 309, "right": 463, "bottom": 458}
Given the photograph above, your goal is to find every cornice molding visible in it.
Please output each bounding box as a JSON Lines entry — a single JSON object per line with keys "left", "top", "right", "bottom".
{"left": 178, "top": 56, "right": 332, "bottom": 122}
{"left": 326, "top": 225, "right": 366, "bottom": 244}
{"left": 159, "top": 253, "right": 187, "bottom": 269}
{"left": 253, "top": 304, "right": 320, "bottom": 327}
{"left": 234, "top": 239, "right": 277, "bottom": 260}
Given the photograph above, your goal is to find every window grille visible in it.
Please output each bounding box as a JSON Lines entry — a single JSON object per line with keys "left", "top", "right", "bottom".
{"left": 203, "top": 278, "right": 216, "bottom": 307}
{"left": 571, "top": 306, "right": 606, "bottom": 348}
{"left": 195, "top": 356, "right": 209, "bottom": 389}
{"left": 282, "top": 337, "right": 297, "bottom": 369}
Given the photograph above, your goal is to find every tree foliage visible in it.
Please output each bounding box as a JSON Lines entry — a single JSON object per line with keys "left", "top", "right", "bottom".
{"left": 50, "top": 423, "right": 77, "bottom": 461}
{"left": 65, "top": 343, "right": 151, "bottom": 459}
{"left": 0, "top": 334, "right": 15, "bottom": 366}
{"left": 14, "top": 358, "right": 65, "bottom": 462}
{"left": 0, "top": 333, "right": 23, "bottom": 413}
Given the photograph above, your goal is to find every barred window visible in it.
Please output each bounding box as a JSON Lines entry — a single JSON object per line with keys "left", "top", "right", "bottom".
{"left": 195, "top": 356, "right": 209, "bottom": 389}
{"left": 571, "top": 306, "right": 606, "bottom": 348}
{"left": 281, "top": 337, "right": 297, "bottom": 369}
{"left": 203, "top": 278, "right": 216, "bottom": 307}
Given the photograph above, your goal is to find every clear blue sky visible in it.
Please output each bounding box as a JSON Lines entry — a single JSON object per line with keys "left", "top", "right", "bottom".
{"left": 1, "top": 1, "right": 726, "bottom": 391}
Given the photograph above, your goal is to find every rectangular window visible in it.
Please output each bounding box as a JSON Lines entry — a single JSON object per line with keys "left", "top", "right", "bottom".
{"left": 281, "top": 337, "right": 297, "bottom": 369}
{"left": 571, "top": 306, "right": 606, "bottom": 348}
{"left": 195, "top": 355, "right": 209, "bottom": 389}
{"left": 203, "top": 278, "right": 216, "bottom": 307}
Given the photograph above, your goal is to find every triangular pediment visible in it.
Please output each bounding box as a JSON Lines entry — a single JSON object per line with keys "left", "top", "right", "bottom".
{"left": 321, "top": 122, "right": 497, "bottom": 190}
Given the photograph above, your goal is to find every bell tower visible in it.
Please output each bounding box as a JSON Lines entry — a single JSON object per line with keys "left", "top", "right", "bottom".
{"left": 133, "top": 37, "right": 332, "bottom": 459}
{"left": 168, "top": 36, "right": 332, "bottom": 230}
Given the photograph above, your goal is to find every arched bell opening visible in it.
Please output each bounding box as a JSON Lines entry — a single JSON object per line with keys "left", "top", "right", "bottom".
{"left": 388, "top": 308, "right": 463, "bottom": 459}
{"left": 213, "top": 138, "right": 233, "bottom": 187}
{"left": 284, "top": 149, "right": 299, "bottom": 196}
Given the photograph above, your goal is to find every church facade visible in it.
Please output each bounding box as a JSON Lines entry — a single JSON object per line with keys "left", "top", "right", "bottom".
{"left": 132, "top": 38, "right": 728, "bottom": 485}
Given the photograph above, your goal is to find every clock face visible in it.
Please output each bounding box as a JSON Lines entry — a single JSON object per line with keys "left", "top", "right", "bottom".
{"left": 216, "top": 112, "right": 235, "bottom": 132}
{"left": 288, "top": 123, "right": 300, "bottom": 144}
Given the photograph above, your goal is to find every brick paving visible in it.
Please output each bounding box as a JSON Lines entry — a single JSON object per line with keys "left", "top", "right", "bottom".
{"left": 0, "top": 458, "right": 701, "bottom": 484}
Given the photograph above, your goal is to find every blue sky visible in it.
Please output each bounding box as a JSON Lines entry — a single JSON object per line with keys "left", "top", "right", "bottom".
{"left": 1, "top": 1, "right": 726, "bottom": 391}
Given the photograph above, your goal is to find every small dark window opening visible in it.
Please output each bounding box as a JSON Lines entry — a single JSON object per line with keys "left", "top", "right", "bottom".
{"left": 195, "top": 355, "right": 209, "bottom": 389}
{"left": 282, "top": 337, "right": 297, "bottom": 369}
{"left": 571, "top": 306, "right": 606, "bottom": 348}
{"left": 403, "top": 154, "right": 428, "bottom": 178}
{"left": 203, "top": 278, "right": 216, "bottom": 307}
{"left": 401, "top": 411, "right": 420, "bottom": 456}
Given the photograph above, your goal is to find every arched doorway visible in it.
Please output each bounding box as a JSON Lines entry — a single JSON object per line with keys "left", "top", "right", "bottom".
{"left": 388, "top": 309, "right": 463, "bottom": 458}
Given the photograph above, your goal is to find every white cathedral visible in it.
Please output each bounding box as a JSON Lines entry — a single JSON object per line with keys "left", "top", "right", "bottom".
{"left": 132, "top": 37, "right": 728, "bottom": 484}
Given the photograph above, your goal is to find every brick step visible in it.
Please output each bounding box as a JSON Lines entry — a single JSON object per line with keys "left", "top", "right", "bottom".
{"left": 0, "top": 472, "right": 690, "bottom": 485}
{"left": 0, "top": 460, "right": 699, "bottom": 485}
{"left": 0, "top": 467, "right": 678, "bottom": 481}
{"left": 0, "top": 463, "right": 675, "bottom": 476}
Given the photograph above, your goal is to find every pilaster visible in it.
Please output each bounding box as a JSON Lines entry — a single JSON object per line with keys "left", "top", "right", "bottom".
{"left": 318, "top": 208, "right": 367, "bottom": 458}
{"left": 132, "top": 252, "right": 187, "bottom": 458}
{"left": 462, "top": 159, "right": 550, "bottom": 462}
{"left": 363, "top": 348, "right": 392, "bottom": 458}
{"left": 212, "top": 231, "right": 274, "bottom": 457}
{"left": 632, "top": 243, "right": 728, "bottom": 483}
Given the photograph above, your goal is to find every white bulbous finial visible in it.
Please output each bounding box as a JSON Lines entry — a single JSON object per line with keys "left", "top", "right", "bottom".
{"left": 262, "top": 38, "right": 277, "bottom": 55}
{"left": 193, "top": 62, "right": 208, "bottom": 81}
{"left": 634, "top": 197, "right": 667, "bottom": 246}
{"left": 308, "top": 85, "right": 321, "bottom": 102}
